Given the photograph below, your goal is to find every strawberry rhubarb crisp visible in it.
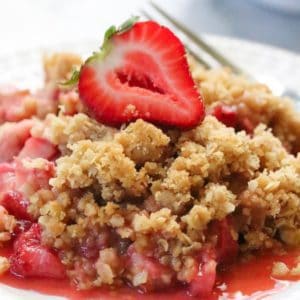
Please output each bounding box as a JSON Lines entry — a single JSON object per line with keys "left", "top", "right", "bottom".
{"left": 1, "top": 17, "right": 300, "bottom": 298}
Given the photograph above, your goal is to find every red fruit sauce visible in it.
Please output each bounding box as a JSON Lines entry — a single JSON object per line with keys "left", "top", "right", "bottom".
{"left": 0, "top": 245, "right": 300, "bottom": 299}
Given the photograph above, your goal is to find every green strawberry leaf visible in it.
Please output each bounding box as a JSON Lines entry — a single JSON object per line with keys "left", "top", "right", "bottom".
{"left": 101, "top": 16, "right": 139, "bottom": 53}
{"left": 118, "top": 16, "right": 139, "bottom": 34}
{"left": 103, "top": 25, "right": 117, "bottom": 45}
{"left": 60, "top": 16, "right": 139, "bottom": 88}
{"left": 59, "top": 69, "right": 80, "bottom": 87}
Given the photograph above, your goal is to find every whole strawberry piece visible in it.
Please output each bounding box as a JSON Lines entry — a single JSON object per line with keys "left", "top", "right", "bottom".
{"left": 1, "top": 191, "right": 33, "bottom": 221}
{"left": 66, "top": 17, "right": 204, "bottom": 129}
{"left": 10, "top": 224, "right": 65, "bottom": 279}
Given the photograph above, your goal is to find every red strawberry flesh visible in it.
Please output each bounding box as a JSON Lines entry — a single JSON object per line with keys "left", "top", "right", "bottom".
{"left": 0, "top": 119, "right": 35, "bottom": 163}
{"left": 18, "top": 137, "right": 58, "bottom": 160}
{"left": 211, "top": 218, "right": 238, "bottom": 264}
{"left": 10, "top": 224, "right": 65, "bottom": 279}
{"left": 126, "top": 246, "right": 174, "bottom": 292}
{"left": 1, "top": 191, "right": 33, "bottom": 221}
{"left": 212, "top": 104, "right": 238, "bottom": 128}
{"left": 188, "top": 248, "right": 217, "bottom": 297}
{"left": 0, "top": 163, "right": 15, "bottom": 199}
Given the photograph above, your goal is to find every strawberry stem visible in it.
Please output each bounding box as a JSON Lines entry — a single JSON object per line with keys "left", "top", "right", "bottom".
{"left": 59, "top": 69, "right": 80, "bottom": 87}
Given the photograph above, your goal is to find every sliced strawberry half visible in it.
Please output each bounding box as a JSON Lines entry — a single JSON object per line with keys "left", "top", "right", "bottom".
{"left": 71, "top": 18, "right": 204, "bottom": 128}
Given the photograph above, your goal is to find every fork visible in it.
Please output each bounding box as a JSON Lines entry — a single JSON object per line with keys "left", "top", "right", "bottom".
{"left": 140, "top": 1, "right": 300, "bottom": 101}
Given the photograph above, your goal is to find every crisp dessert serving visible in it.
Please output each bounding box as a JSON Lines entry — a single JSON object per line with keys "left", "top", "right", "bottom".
{"left": 1, "top": 17, "right": 300, "bottom": 299}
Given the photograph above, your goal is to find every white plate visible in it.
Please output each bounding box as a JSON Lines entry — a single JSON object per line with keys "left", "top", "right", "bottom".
{"left": 0, "top": 35, "right": 300, "bottom": 300}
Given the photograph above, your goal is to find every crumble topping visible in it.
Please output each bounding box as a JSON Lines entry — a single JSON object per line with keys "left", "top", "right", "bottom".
{"left": 272, "top": 261, "right": 300, "bottom": 278}
{"left": 34, "top": 109, "right": 300, "bottom": 288}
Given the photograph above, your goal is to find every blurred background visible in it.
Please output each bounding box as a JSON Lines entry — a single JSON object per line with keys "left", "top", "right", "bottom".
{"left": 0, "top": 0, "right": 300, "bottom": 55}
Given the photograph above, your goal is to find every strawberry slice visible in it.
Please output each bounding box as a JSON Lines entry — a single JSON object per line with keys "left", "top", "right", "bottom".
{"left": 188, "top": 248, "right": 217, "bottom": 297}
{"left": 10, "top": 224, "right": 65, "bottom": 279}
{"left": 0, "top": 87, "right": 33, "bottom": 123}
{"left": 126, "top": 245, "right": 175, "bottom": 292}
{"left": 0, "top": 157, "right": 55, "bottom": 221}
{"left": 0, "top": 119, "right": 35, "bottom": 163}
{"left": 213, "top": 218, "right": 238, "bottom": 264}
{"left": 14, "top": 158, "right": 55, "bottom": 195}
{"left": 18, "top": 137, "right": 58, "bottom": 160}
{"left": 67, "top": 17, "right": 204, "bottom": 128}
{"left": 0, "top": 86, "right": 58, "bottom": 123}
{"left": 212, "top": 103, "right": 256, "bottom": 134}
{"left": 0, "top": 163, "right": 15, "bottom": 199}
{"left": 1, "top": 191, "right": 33, "bottom": 221}
{"left": 212, "top": 104, "right": 238, "bottom": 128}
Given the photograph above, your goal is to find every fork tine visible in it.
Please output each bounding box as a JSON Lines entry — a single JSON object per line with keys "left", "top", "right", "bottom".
{"left": 149, "top": 1, "right": 250, "bottom": 77}
{"left": 140, "top": 8, "right": 211, "bottom": 69}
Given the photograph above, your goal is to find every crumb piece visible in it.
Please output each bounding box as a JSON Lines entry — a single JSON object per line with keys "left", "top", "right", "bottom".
{"left": 43, "top": 53, "right": 82, "bottom": 82}
{"left": 132, "top": 208, "right": 181, "bottom": 238}
{"left": 34, "top": 113, "right": 116, "bottom": 152}
{"left": 132, "top": 270, "right": 148, "bottom": 286}
{"left": 182, "top": 205, "right": 211, "bottom": 231}
{"left": 0, "top": 205, "right": 16, "bottom": 243}
{"left": 95, "top": 248, "right": 120, "bottom": 285}
{"left": 51, "top": 140, "right": 147, "bottom": 201}
{"left": 115, "top": 119, "right": 170, "bottom": 164}
{"left": 272, "top": 262, "right": 289, "bottom": 277}
{"left": 0, "top": 257, "right": 10, "bottom": 275}
{"left": 290, "top": 263, "right": 300, "bottom": 276}
{"left": 58, "top": 90, "right": 85, "bottom": 115}
{"left": 122, "top": 104, "right": 138, "bottom": 118}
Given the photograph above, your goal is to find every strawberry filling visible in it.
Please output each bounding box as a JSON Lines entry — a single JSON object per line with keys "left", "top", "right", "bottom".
{"left": 1, "top": 191, "right": 33, "bottom": 221}
{"left": 212, "top": 103, "right": 256, "bottom": 134}
{"left": 0, "top": 86, "right": 58, "bottom": 123}
{"left": 212, "top": 104, "right": 238, "bottom": 128}
{"left": 126, "top": 246, "right": 175, "bottom": 293}
{"left": 188, "top": 249, "right": 217, "bottom": 297}
{"left": 211, "top": 218, "right": 238, "bottom": 265}
{"left": 0, "top": 163, "right": 15, "bottom": 199}
{"left": 10, "top": 224, "right": 65, "bottom": 279}
{"left": 0, "top": 120, "right": 35, "bottom": 163}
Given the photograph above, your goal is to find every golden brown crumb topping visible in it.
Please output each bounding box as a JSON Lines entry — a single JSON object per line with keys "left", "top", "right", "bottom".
{"left": 0, "top": 206, "right": 16, "bottom": 244}
{"left": 20, "top": 54, "right": 300, "bottom": 290}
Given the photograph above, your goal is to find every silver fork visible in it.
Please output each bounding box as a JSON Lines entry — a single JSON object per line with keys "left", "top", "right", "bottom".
{"left": 140, "top": 1, "right": 300, "bottom": 101}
